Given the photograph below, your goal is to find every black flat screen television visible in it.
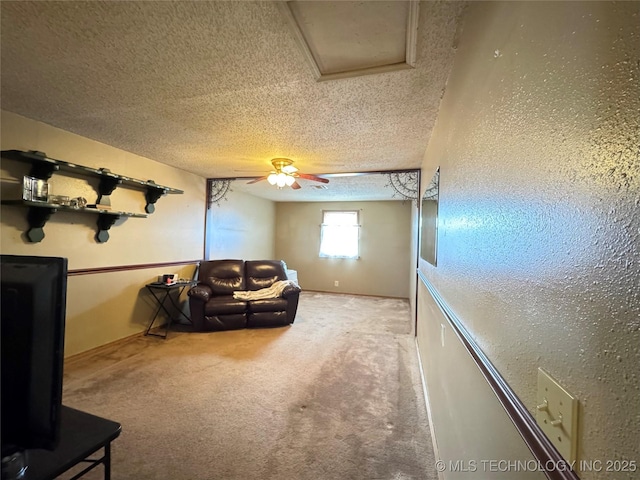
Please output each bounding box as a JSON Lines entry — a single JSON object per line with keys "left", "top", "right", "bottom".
{"left": 1, "top": 255, "right": 67, "bottom": 459}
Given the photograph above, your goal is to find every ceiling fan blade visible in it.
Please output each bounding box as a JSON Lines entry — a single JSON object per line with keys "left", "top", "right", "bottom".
{"left": 247, "top": 176, "right": 268, "bottom": 184}
{"left": 297, "top": 173, "right": 329, "bottom": 184}
{"left": 291, "top": 181, "right": 302, "bottom": 190}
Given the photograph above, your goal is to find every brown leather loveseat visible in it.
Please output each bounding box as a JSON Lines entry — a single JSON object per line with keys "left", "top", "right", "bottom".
{"left": 188, "top": 259, "right": 301, "bottom": 331}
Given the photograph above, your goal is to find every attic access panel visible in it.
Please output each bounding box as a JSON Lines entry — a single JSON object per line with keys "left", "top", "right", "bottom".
{"left": 278, "top": 0, "right": 418, "bottom": 81}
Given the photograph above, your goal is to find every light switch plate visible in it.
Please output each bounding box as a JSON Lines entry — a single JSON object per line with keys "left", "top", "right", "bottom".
{"left": 536, "top": 368, "right": 579, "bottom": 462}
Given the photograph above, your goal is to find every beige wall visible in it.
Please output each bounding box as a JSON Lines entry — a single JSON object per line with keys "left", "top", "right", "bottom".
{"left": 417, "top": 2, "right": 639, "bottom": 478}
{"left": 205, "top": 187, "right": 276, "bottom": 260}
{"left": 1, "top": 111, "right": 206, "bottom": 355}
{"left": 417, "top": 281, "right": 545, "bottom": 480}
{"left": 275, "top": 201, "right": 413, "bottom": 298}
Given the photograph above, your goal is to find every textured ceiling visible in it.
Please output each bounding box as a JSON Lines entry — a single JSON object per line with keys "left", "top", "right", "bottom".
{"left": 1, "top": 1, "right": 464, "bottom": 200}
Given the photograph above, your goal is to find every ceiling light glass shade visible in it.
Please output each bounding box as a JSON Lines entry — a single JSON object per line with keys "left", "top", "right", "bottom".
{"left": 285, "top": 175, "right": 296, "bottom": 186}
{"left": 276, "top": 172, "right": 287, "bottom": 187}
{"left": 267, "top": 173, "right": 278, "bottom": 185}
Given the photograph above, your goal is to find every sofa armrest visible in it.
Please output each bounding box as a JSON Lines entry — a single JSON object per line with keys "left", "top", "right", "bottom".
{"left": 281, "top": 283, "right": 301, "bottom": 299}
{"left": 188, "top": 284, "right": 212, "bottom": 302}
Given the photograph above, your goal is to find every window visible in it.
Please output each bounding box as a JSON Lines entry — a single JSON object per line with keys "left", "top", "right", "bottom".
{"left": 319, "top": 210, "right": 360, "bottom": 259}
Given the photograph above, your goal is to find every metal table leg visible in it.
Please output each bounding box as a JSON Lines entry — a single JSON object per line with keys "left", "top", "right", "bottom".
{"left": 144, "top": 284, "right": 192, "bottom": 339}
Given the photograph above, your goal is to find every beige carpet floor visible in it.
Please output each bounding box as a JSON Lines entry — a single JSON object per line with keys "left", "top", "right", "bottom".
{"left": 61, "top": 291, "right": 437, "bottom": 480}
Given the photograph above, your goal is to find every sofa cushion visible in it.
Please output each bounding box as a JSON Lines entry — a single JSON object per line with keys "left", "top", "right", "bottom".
{"left": 200, "top": 259, "right": 245, "bottom": 295}
{"left": 203, "top": 313, "right": 247, "bottom": 331}
{"left": 247, "top": 311, "right": 289, "bottom": 328}
{"left": 248, "top": 298, "right": 288, "bottom": 313}
{"left": 246, "top": 260, "right": 287, "bottom": 291}
{"left": 204, "top": 296, "right": 247, "bottom": 315}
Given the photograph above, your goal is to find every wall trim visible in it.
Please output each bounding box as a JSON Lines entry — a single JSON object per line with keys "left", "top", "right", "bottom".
{"left": 64, "top": 329, "right": 145, "bottom": 362}
{"left": 68, "top": 259, "right": 201, "bottom": 276}
{"left": 417, "top": 271, "right": 580, "bottom": 480}
{"left": 304, "top": 289, "right": 409, "bottom": 300}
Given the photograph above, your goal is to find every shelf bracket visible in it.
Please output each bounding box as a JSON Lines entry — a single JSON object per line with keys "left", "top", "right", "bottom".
{"left": 21, "top": 150, "right": 60, "bottom": 179}
{"left": 97, "top": 176, "right": 122, "bottom": 203}
{"left": 26, "top": 206, "right": 56, "bottom": 242}
{"left": 95, "top": 214, "right": 121, "bottom": 243}
{"left": 29, "top": 162, "right": 59, "bottom": 180}
{"left": 144, "top": 187, "right": 167, "bottom": 214}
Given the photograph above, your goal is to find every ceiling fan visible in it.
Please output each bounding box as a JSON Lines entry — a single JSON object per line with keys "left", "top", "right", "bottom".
{"left": 247, "top": 158, "right": 329, "bottom": 189}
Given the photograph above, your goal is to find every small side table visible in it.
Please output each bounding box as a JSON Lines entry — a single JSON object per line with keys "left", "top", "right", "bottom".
{"left": 22, "top": 406, "right": 121, "bottom": 480}
{"left": 144, "top": 281, "right": 194, "bottom": 339}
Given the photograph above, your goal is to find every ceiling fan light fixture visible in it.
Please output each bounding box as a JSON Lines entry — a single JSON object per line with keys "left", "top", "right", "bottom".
{"left": 285, "top": 174, "right": 296, "bottom": 186}
{"left": 276, "top": 172, "right": 287, "bottom": 188}
{"left": 247, "top": 157, "right": 329, "bottom": 190}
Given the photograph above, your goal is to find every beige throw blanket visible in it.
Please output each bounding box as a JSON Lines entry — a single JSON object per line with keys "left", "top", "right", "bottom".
{"left": 233, "top": 280, "right": 296, "bottom": 301}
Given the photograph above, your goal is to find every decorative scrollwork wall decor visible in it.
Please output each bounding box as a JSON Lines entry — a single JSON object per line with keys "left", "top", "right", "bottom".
{"left": 385, "top": 171, "right": 419, "bottom": 202}
{"left": 207, "top": 179, "right": 232, "bottom": 208}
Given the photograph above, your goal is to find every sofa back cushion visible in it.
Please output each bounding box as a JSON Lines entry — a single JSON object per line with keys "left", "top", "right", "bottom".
{"left": 246, "top": 260, "right": 287, "bottom": 291}
{"left": 199, "top": 260, "right": 245, "bottom": 295}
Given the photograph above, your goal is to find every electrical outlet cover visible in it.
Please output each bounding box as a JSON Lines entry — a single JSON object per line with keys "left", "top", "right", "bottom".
{"left": 536, "top": 368, "right": 579, "bottom": 463}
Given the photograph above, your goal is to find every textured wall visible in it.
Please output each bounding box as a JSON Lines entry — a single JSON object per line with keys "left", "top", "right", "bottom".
{"left": 417, "top": 281, "right": 546, "bottom": 480}
{"left": 418, "top": 2, "right": 639, "bottom": 477}
{"left": 206, "top": 188, "right": 276, "bottom": 261}
{"left": 276, "top": 201, "right": 413, "bottom": 298}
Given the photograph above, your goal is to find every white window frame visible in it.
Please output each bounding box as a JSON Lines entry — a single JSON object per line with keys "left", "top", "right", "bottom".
{"left": 319, "top": 210, "right": 360, "bottom": 259}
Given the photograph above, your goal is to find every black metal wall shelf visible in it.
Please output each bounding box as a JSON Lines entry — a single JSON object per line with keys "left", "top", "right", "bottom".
{"left": 1, "top": 200, "right": 147, "bottom": 243}
{"left": 1, "top": 149, "right": 183, "bottom": 243}
{"left": 1, "top": 149, "right": 183, "bottom": 213}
